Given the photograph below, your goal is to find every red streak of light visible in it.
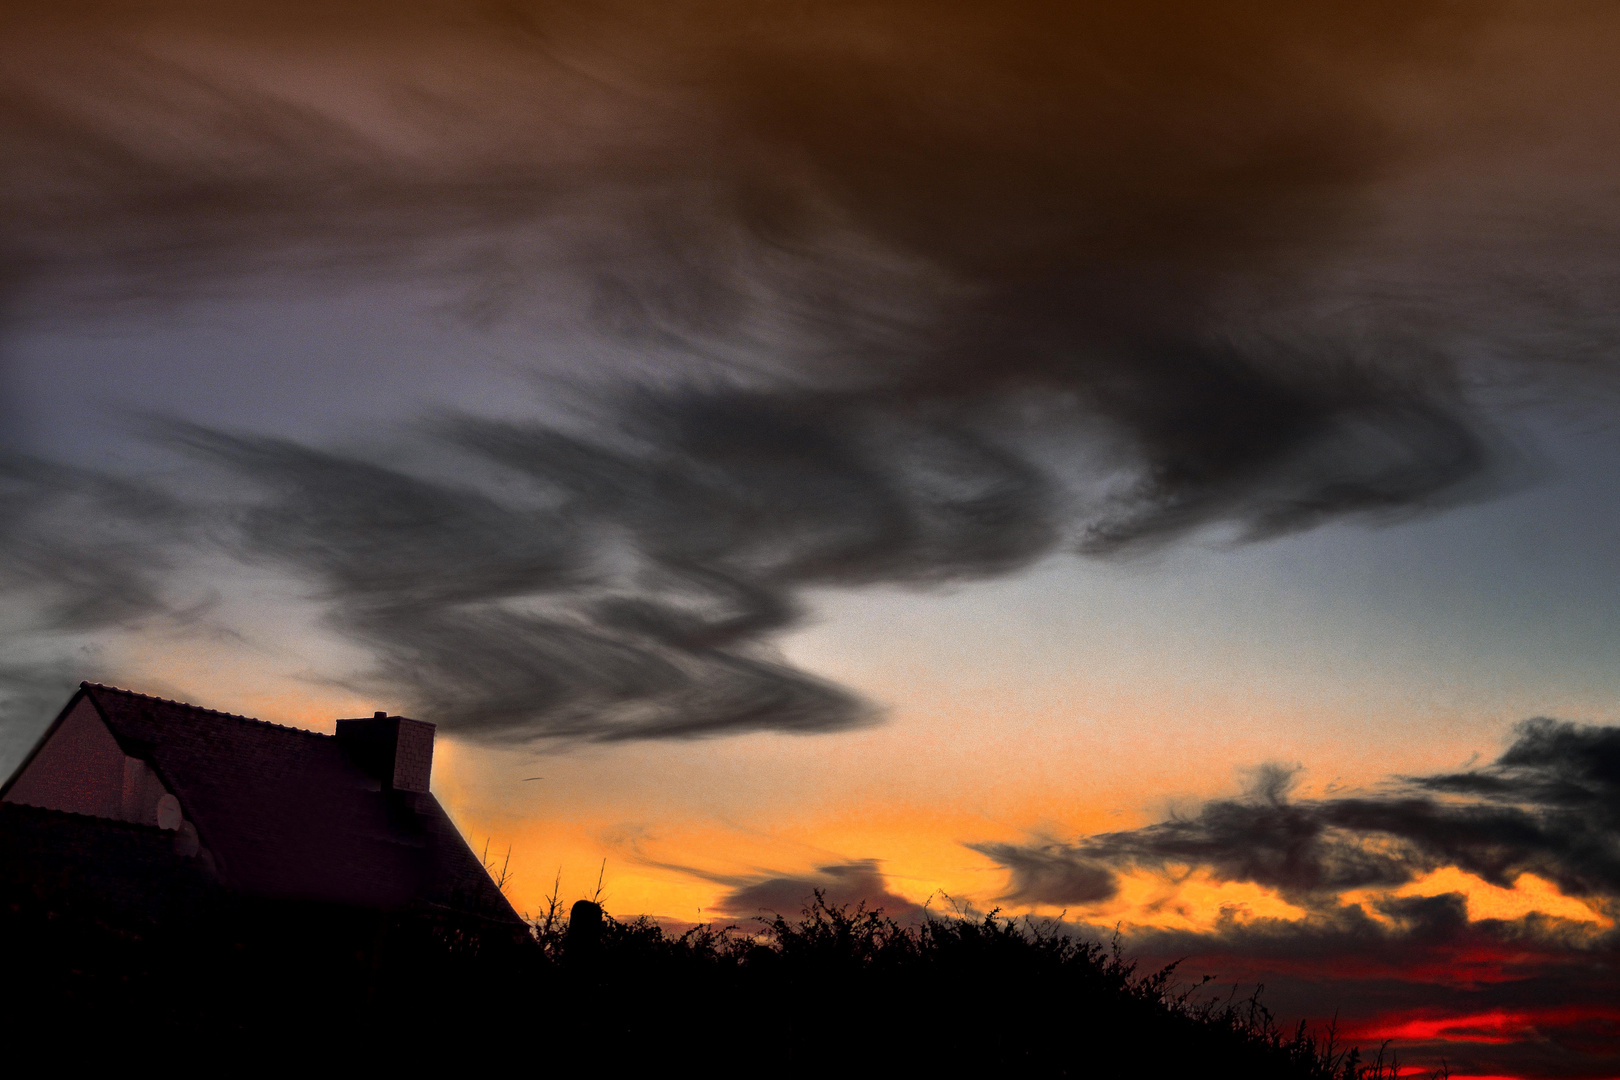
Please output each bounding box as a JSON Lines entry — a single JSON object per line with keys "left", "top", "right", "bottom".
{"left": 1346, "top": 1004, "right": 1620, "bottom": 1046}
{"left": 1366, "top": 1009, "right": 1521, "bottom": 1044}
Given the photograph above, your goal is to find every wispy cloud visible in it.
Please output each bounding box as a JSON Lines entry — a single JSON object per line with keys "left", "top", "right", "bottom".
{"left": 3, "top": 3, "right": 1619, "bottom": 740}
{"left": 972, "top": 718, "right": 1620, "bottom": 908}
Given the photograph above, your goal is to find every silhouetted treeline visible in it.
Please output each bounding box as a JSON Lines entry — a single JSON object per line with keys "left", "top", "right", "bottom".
{"left": 1, "top": 868, "right": 1437, "bottom": 1078}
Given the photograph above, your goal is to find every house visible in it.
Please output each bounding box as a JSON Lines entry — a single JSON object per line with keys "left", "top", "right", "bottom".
{"left": 0, "top": 682, "right": 520, "bottom": 926}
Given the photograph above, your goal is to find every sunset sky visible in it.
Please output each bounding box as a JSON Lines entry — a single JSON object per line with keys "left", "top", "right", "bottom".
{"left": 4, "top": 3, "right": 1620, "bottom": 1075}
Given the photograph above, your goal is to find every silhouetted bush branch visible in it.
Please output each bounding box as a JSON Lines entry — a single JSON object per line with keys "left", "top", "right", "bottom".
{"left": 531, "top": 891, "right": 1446, "bottom": 1079}
{"left": 0, "top": 878, "right": 1444, "bottom": 1077}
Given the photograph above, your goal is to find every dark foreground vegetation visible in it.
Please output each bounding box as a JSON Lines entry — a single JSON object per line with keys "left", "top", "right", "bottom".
{"left": 2, "top": 867, "right": 1438, "bottom": 1079}
{"left": 536, "top": 894, "right": 1437, "bottom": 1079}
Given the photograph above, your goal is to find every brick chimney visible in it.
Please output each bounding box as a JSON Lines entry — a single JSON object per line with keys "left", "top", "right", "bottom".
{"left": 335, "top": 712, "right": 435, "bottom": 794}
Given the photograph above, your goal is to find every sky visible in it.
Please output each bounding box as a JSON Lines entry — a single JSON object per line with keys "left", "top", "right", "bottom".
{"left": 4, "top": 3, "right": 1620, "bottom": 1075}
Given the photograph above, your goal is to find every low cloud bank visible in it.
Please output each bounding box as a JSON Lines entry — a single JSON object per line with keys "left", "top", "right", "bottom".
{"left": 970, "top": 719, "right": 1620, "bottom": 1077}
{"left": 972, "top": 718, "right": 1620, "bottom": 907}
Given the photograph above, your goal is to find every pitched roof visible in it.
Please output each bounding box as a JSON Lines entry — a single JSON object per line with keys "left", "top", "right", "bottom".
{"left": 48, "top": 683, "right": 520, "bottom": 922}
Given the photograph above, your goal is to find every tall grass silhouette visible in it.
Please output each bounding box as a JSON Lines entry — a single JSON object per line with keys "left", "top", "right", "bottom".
{"left": 1, "top": 866, "right": 1441, "bottom": 1077}
{"left": 530, "top": 890, "right": 1440, "bottom": 1078}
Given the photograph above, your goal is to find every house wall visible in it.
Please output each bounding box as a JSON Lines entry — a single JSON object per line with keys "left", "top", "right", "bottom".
{"left": 121, "top": 758, "right": 174, "bottom": 827}
{"left": 3, "top": 697, "right": 175, "bottom": 827}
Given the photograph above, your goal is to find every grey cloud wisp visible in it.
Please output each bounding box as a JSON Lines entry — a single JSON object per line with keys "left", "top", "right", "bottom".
{"left": 972, "top": 719, "right": 1620, "bottom": 907}
{"left": 3, "top": 2, "right": 1619, "bottom": 741}
{"left": 620, "top": 850, "right": 925, "bottom": 921}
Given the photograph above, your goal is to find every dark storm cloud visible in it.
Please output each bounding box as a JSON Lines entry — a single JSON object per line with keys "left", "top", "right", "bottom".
{"left": 975, "top": 721, "right": 1620, "bottom": 907}
{"left": 3, "top": 2, "right": 1618, "bottom": 737}
{"left": 160, "top": 420, "right": 872, "bottom": 741}
{"left": 157, "top": 377, "right": 1054, "bottom": 738}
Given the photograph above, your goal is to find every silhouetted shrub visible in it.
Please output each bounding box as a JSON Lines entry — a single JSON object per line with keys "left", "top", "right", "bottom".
{"left": 530, "top": 891, "right": 1440, "bottom": 1079}
{"left": 0, "top": 881, "right": 1437, "bottom": 1078}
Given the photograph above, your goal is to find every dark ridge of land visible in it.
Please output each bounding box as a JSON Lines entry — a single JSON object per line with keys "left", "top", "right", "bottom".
{"left": 0, "top": 853, "right": 1434, "bottom": 1079}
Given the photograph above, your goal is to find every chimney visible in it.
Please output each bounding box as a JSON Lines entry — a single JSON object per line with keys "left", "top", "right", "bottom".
{"left": 335, "top": 712, "right": 435, "bottom": 794}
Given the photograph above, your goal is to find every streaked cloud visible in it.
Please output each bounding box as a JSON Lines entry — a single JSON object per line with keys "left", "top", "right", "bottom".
{"left": 10, "top": 2, "right": 1620, "bottom": 739}
{"left": 973, "top": 718, "right": 1620, "bottom": 907}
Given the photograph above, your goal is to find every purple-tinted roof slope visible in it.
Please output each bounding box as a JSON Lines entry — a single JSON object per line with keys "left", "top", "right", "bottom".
{"left": 77, "top": 683, "right": 520, "bottom": 922}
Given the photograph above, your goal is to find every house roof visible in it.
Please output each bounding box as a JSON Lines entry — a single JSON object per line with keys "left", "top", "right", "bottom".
{"left": 22, "top": 683, "right": 521, "bottom": 922}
